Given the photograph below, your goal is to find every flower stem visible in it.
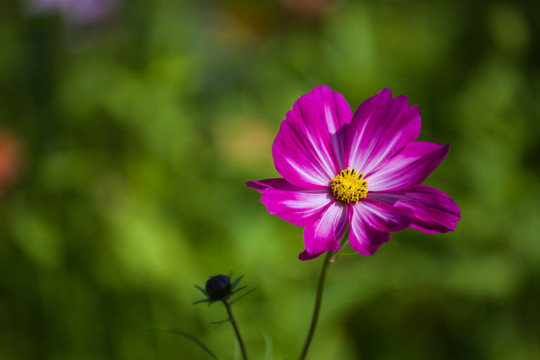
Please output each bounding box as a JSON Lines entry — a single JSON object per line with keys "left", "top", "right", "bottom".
{"left": 222, "top": 300, "right": 248, "bottom": 360}
{"left": 299, "top": 229, "right": 349, "bottom": 360}
{"left": 298, "top": 250, "right": 334, "bottom": 360}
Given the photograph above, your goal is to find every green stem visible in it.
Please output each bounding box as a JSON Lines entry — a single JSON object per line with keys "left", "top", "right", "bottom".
{"left": 298, "top": 250, "right": 334, "bottom": 360}
{"left": 299, "top": 229, "right": 349, "bottom": 360}
{"left": 222, "top": 300, "right": 248, "bottom": 360}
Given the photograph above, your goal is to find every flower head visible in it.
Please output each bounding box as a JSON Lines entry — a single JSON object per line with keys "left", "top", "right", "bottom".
{"left": 247, "top": 85, "right": 460, "bottom": 260}
{"left": 28, "top": 0, "right": 118, "bottom": 24}
{"left": 205, "top": 275, "right": 232, "bottom": 299}
{"left": 194, "top": 274, "right": 252, "bottom": 305}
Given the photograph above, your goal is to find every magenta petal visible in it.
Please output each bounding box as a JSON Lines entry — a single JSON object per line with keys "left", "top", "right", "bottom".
{"left": 247, "top": 178, "right": 302, "bottom": 192}
{"left": 246, "top": 178, "right": 332, "bottom": 226}
{"left": 354, "top": 199, "right": 414, "bottom": 233}
{"left": 272, "top": 85, "right": 353, "bottom": 189}
{"left": 345, "top": 88, "right": 421, "bottom": 175}
{"left": 349, "top": 210, "right": 391, "bottom": 255}
{"left": 298, "top": 250, "right": 324, "bottom": 261}
{"left": 368, "top": 185, "right": 460, "bottom": 234}
{"left": 366, "top": 142, "right": 449, "bottom": 191}
{"left": 303, "top": 201, "right": 347, "bottom": 256}
{"left": 348, "top": 200, "right": 413, "bottom": 255}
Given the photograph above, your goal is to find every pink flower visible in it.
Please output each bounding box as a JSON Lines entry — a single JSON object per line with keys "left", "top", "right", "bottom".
{"left": 28, "top": 0, "right": 117, "bottom": 24}
{"left": 247, "top": 85, "right": 460, "bottom": 260}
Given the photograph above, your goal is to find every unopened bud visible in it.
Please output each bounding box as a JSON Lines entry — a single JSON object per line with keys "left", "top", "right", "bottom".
{"left": 205, "top": 275, "right": 231, "bottom": 299}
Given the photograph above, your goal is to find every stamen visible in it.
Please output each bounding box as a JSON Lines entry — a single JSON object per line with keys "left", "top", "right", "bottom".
{"left": 330, "top": 167, "right": 368, "bottom": 203}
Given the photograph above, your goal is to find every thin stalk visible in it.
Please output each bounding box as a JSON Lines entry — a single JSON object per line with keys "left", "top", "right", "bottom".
{"left": 298, "top": 250, "right": 334, "bottom": 360}
{"left": 299, "top": 229, "right": 349, "bottom": 360}
{"left": 222, "top": 300, "right": 248, "bottom": 360}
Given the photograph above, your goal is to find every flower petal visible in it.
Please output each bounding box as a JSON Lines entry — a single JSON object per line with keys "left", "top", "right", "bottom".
{"left": 246, "top": 178, "right": 299, "bottom": 193}
{"left": 368, "top": 185, "right": 460, "bottom": 234}
{"left": 302, "top": 200, "right": 348, "bottom": 257}
{"left": 345, "top": 88, "right": 421, "bottom": 175}
{"left": 366, "top": 142, "right": 449, "bottom": 191}
{"left": 273, "top": 85, "right": 353, "bottom": 189}
{"left": 246, "top": 178, "right": 332, "bottom": 227}
{"left": 348, "top": 200, "right": 414, "bottom": 255}
{"left": 298, "top": 250, "right": 324, "bottom": 261}
{"left": 349, "top": 215, "right": 390, "bottom": 256}
{"left": 355, "top": 199, "right": 414, "bottom": 232}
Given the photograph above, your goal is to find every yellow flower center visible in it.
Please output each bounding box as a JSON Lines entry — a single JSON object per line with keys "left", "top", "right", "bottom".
{"left": 330, "top": 167, "right": 368, "bottom": 204}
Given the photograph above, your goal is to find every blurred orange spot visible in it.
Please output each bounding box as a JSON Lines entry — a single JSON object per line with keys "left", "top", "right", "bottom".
{"left": 0, "top": 132, "right": 23, "bottom": 193}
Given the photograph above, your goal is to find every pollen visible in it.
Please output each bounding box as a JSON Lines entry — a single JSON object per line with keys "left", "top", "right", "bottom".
{"left": 330, "top": 167, "right": 368, "bottom": 203}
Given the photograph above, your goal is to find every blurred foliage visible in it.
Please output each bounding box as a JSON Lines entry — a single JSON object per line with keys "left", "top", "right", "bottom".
{"left": 1, "top": 0, "right": 540, "bottom": 359}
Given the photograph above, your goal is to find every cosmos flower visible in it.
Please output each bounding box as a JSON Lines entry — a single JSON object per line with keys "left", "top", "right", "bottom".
{"left": 28, "top": 0, "right": 118, "bottom": 24}
{"left": 247, "top": 85, "right": 460, "bottom": 260}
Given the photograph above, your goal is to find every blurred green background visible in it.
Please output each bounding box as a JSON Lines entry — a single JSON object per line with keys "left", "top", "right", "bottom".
{"left": 1, "top": 0, "right": 540, "bottom": 359}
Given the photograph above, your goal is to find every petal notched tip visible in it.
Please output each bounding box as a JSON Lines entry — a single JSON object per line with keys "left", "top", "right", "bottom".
{"left": 245, "top": 180, "right": 266, "bottom": 192}
{"left": 375, "top": 88, "right": 417, "bottom": 109}
{"left": 298, "top": 241, "right": 341, "bottom": 261}
{"left": 377, "top": 88, "right": 393, "bottom": 98}
{"left": 246, "top": 178, "right": 300, "bottom": 192}
{"left": 298, "top": 250, "right": 323, "bottom": 261}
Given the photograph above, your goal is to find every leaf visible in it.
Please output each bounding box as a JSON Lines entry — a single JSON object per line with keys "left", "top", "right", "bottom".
{"left": 230, "top": 274, "right": 244, "bottom": 289}
{"left": 229, "top": 288, "right": 257, "bottom": 306}
{"left": 195, "top": 285, "right": 208, "bottom": 295}
{"left": 210, "top": 318, "right": 231, "bottom": 325}
{"left": 152, "top": 328, "right": 220, "bottom": 360}
{"left": 193, "top": 298, "right": 211, "bottom": 305}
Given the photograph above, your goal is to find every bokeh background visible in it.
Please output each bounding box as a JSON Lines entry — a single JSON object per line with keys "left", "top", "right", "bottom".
{"left": 1, "top": 0, "right": 540, "bottom": 359}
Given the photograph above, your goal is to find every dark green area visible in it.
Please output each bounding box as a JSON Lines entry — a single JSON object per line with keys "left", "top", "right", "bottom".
{"left": 1, "top": 0, "right": 540, "bottom": 359}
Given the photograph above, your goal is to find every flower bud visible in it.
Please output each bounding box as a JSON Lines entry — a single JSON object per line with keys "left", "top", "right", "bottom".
{"left": 205, "top": 275, "right": 231, "bottom": 299}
